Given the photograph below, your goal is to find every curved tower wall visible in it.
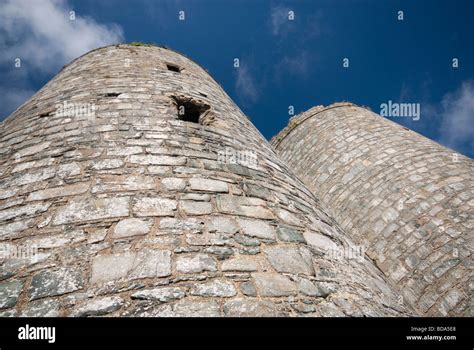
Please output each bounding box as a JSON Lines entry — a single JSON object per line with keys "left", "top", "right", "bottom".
{"left": 0, "top": 46, "right": 409, "bottom": 317}
{"left": 271, "top": 103, "right": 473, "bottom": 316}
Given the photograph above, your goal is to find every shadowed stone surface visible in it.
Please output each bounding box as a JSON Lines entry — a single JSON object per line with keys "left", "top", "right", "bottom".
{"left": 0, "top": 280, "right": 23, "bottom": 309}
{"left": 28, "top": 268, "right": 84, "bottom": 300}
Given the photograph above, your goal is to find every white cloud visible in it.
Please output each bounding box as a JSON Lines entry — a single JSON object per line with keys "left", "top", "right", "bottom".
{"left": 0, "top": 0, "right": 124, "bottom": 73}
{"left": 235, "top": 65, "right": 259, "bottom": 104}
{"left": 439, "top": 81, "right": 474, "bottom": 152}
{"left": 0, "top": 0, "right": 124, "bottom": 120}
{"left": 278, "top": 51, "right": 310, "bottom": 76}
{"left": 398, "top": 82, "right": 411, "bottom": 102}
{"left": 270, "top": 6, "right": 291, "bottom": 36}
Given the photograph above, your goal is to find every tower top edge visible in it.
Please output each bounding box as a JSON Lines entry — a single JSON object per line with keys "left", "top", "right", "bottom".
{"left": 0, "top": 43, "right": 214, "bottom": 125}
{"left": 57, "top": 43, "right": 192, "bottom": 74}
{"left": 270, "top": 102, "right": 371, "bottom": 148}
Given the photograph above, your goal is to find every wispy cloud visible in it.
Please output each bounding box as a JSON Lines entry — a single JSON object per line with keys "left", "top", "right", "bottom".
{"left": 398, "top": 82, "right": 411, "bottom": 102}
{"left": 0, "top": 0, "right": 124, "bottom": 73}
{"left": 235, "top": 65, "right": 259, "bottom": 104}
{"left": 270, "top": 6, "right": 293, "bottom": 36}
{"left": 271, "top": 51, "right": 312, "bottom": 86}
{"left": 439, "top": 81, "right": 474, "bottom": 153}
{"left": 0, "top": 0, "right": 124, "bottom": 119}
{"left": 278, "top": 51, "right": 310, "bottom": 76}
{"left": 142, "top": 0, "right": 185, "bottom": 22}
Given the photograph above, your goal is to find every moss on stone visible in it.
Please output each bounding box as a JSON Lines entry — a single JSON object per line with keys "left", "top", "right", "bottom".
{"left": 128, "top": 41, "right": 157, "bottom": 47}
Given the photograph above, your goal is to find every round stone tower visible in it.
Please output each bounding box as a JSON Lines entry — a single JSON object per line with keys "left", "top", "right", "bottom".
{"left": 271, "top": 103, "right": 473, "bottom": 316}
{"left": 0, "top": 45, "right": 411, "bottom": 317}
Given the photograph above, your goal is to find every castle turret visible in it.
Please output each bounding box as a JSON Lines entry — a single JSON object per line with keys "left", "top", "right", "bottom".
{"left": 0, "top": 46, "right": 410, "bottom": 317}
{"left": 271, "top": 103, "right": 473, "bottom": 316}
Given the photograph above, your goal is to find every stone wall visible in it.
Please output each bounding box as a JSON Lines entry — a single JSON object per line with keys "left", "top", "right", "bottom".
{"left": 272, "top": 103, "right": 473, "bottom": 316}
{"left": 0, "top": 46, "right": 411, "bottom": 317}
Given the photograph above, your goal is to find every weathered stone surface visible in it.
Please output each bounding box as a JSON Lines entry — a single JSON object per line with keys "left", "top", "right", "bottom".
{"left": 204, "top": 246, "right": 234, "bottom": 260}
{"left": 53, "top": 197, "right": 129, "bottom": 225}
{"left": 8, "top": 167, "right": 56, "bottom": 187}
{"left": 29, "top": 268, "right": 84, "bottom": 300}
{"left": 244, "top": 184, "right": 273, "bottom": 201}
{"left": 0, "top": 280, "right": 23, "bottom": 309}
{"left": 15, "top": 141, "right": 51, "bottom": 157}
{"left": 222, "top": 256, "right": 258, "bottom": 272}
{"left": 298, "top": 278, "right": 320, "bottom": 296}
{"left": 176, "top": 253, "right": 217, "bottom": 273}
{"left": 432, "top": 259, "right": 460, "bottom": 278}
{"left": 223, "top": 299, "right": 279, "bottom": 317}
{"left": 71, "top": 296, "right": 124, "bottom": 317}
{"left": 206, "top": 216, "right": 238, "bottom": 234}
{"left": 189, "top": 178, "right": 228, "bottom": 192}
{"left": 390, "top": 263, "right": 408, "bottom": 282}
{"left": 159, "top": 217, "right": 203, "bottom": 233}
{"left": 273, "top": 102, "right": 473, "bottom": 316}
{"left": 107, "top": 146, "right": 142, "bottom": 156}
{"left": 20, "top": 299, "right": 60, "bottom": 317}
{"left": 303, "top": 231, "right": 338, "bottom": 252}
{"left": 90, "top": 159, "right": 125, "bottom": 170}
{"left": 276, "top": 225, "right": 305, "bottom": 243}
{"left": 27, "top": 182, "right": 90, "bottom": 201}
{"left": 161, "top": 177, "right": 186, "bottom": 191}
{"left": 181, "top": 193, "right": 210, "bottom": 201}
{"left": 179, "top": 200, "right": 212, "bottom": 215}
{"left": 0, "top": 309, "right": 17, "bottom": 317}
{"left": 0, "top": 202, "right": 51, "bottom": 223}
{"left": 91, "top": 249, "right": 171, "bottom": 283}
{"left": 264, "top": 246, "right": 314, "bottom": 275}
{"left": 190, "top": 279, "right": 237, "bottom": 297}
{"left": 237, "top": 218, "right": 275, "bottom": 240}
{"left": 216, "top": 195, "right": 275, "bottom": 219}
{"left": 172, "top": 299, "right": 220, "bottom": 317}
{"left": 57, "top": 162, "right": 81, "bottom": 178}
{"left": 129, "top": 249, "right": 172, "bottom": 280}
{"left": 234, "top": 234, "right": 260, "bottom": 246}
{"left": 318, "top": 301, "right": 345, "bottom": 317}
{"left": 252, "top": 273, "right": 297, "bottom": 296}
{"left": 129, "top": 155, "right": 186, "bottom": 165}
{"left": 92, "top": 175, "right": 156, "bottom": 193}
{"left": 112, "top": 218, "right": 153, "bottom": 238}
{"left": 275, "top": 208, "right": 303, "bottom": 226}
{"left": 438, "top": 289, "right": 463, "bottom": 315}
{"left": 28, "top": 230, "right": 86, "bottom": 249}
{"left": 91, "top": 253, "right": 135, "bottom": 283}
{"left": 306, "top": 281, "right": 336, "bottom": 297}
{"left": 148, "top": 166, "right": 170, "bottom": 175}
{"left": 87, "top": 228, "right": 108, "bottom": 244}
{"left": 240, "top": 281, "right": 257, "bottom": 296}
{"left": 12, "top": 158, "right": 54, "bottom": 173}
{"left": 131, "top": 287, "right": 186, "bottom": 302}
{"left": 0, "top": 219, "right": 35, "bottom": 240}
{"left": 132, "top": 197, "right": 177, "bottom": 217}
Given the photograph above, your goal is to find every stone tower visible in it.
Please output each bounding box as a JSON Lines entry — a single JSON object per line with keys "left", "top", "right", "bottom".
{"left": 0, "top": 45, "right": 466, "bottom": 318}
{"left": 271, "top": 103, "right": 473, "bottom": 316}
{"left": 0, "top": 45, "right": 472, "bottom": 316}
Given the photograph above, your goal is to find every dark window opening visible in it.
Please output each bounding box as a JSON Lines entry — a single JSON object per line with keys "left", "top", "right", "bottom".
{"left": 171, "top": 96, "right": 210, "bottom": 124}
{"left": 39, "top": 111, "right": 53, "bottom": 118}
{"left": 166, "top": 63, "right": 181, "bottom": 73}
{"left": 104, "top": 92, "right": 121, "bottom": 97}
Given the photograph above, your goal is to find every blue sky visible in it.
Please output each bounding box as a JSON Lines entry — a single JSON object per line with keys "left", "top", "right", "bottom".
{"left": 1, "top": 0, "right": 473, "bottom": 157}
